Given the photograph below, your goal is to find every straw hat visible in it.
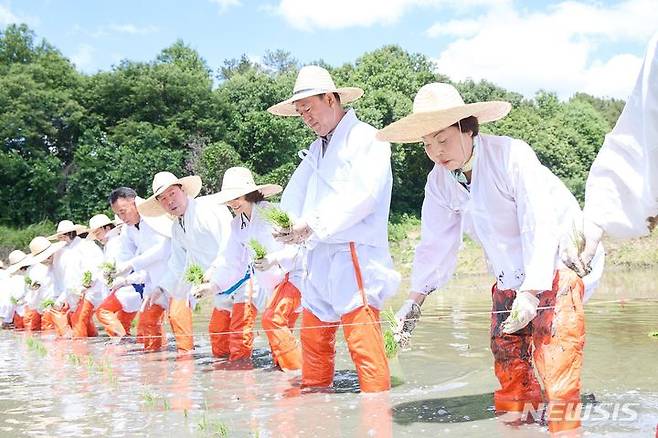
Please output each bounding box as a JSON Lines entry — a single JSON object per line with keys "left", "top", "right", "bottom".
{"left": 267, "top": 65, "right": 364, "bottom": 117}
{"left": 138, "top": 172, "right": 202, "bottom": 217}
{"left": 212, "top": 167, "right": 282, "bottom": 205}
{"left": 25, "top": 236, "right": 66, "bottom": 266}
{"left": 5, "top": 250, "right": 29, "bottom": 274}
{"left": 376, "top": 83, "right": 512, "bottom": 143}
{"left": 87, "top": 213, "right": 123, "bottom": 240}
{"left": 133, "top": 197, "right": 173, "bottom": 238}
{"left": 47, "top": 220, "right": 87, "bottom": 240}
{"left": 28, "top": 262, "right": 49, "bottom": 287}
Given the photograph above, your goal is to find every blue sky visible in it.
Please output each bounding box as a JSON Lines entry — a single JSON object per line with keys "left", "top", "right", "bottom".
{"left": 1, "top": 0, "right": 656, "bottom": 99}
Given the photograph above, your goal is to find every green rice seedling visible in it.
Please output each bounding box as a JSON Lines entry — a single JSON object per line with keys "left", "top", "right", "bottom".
{"left": 24, "top": 276, "right": 33, "bottom": 287}
{"left": 162, "top": 398, "right": 171, "bottom": 411}
{"left": 41, "top": 298, "right": 56, "bottom": 309}
{"left": 260, "top": 206, "right": 292, "bottom": 230}
{"left": 381, "top": 309, "right": 399, "bottom": 359}
{"left": 649, "top": 331, "right": 658, "bottom": 338}
{"left": 10, "top": 296, "right": 20, "bottom": 305}
{"left": 26, "top": 337, "right": 47, "bottom": 357}
{"left": 142, "top": 391, "right": 156, "bottom": 407}
{"left": 248, "top": 239, "right": 267, "bottom": 260}
{"left": 185, "top": 264, "right": 204, "bottom": 285}
{"left": 66, "top": 353, "right": 82, "bottom": 365}
{"left": 100, "top": 261, "right": 116, "bottom": 283}
{"left": 82, "top": 270, "right": 93, "bottom": 288}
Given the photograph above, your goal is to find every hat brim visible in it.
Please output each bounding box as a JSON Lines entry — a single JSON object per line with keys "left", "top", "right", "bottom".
{"left": 213, "top": 184, "right": 282, "bottom": 205}
{"left": 6, "top": 257, "right": 30, "bottom": 274}
{"left": 87, "top": 223, "right": 123, "bottom": 241}
{"left": 376, "top": 101, "right": 512, "bottom": 144}
{"left": 25, "top": 241, "right": 66, "bottom": 266}
{"left": 267, "top": 87, "right": 364, "bottom": 117}
{"left": 47, "top": 225, "right": 88, "bottom": 241}
{"left": 138, "top": 175, "right": 203, "bottom": 217}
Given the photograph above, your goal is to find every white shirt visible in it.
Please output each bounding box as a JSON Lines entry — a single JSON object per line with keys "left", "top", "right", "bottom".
{"left": 412, "top": 134, "right": 598, "bottom": 295}
{"left": 281, "top": 109, "right": 400, "bottom": 321}
{"left": 159, "top": 196, "right": 233, "bottom": 300}
{"left": 584, "top": 31, "right": 658, "bottom": 238}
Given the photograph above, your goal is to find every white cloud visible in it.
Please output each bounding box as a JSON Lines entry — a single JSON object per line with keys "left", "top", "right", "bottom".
{"left": 430, "top": 0, "right": 657, "bottom": 99}
{"left": 274, "top": 0, "right": 510, "bottom": 31}
{"left": 106, "top": 24, "right": 159, "bottom": 35}
{"left": 209, "top": 0, "right": 241, "bottom": 14}
{"left": 0, "top": 4, "right": 18, "bottom": 26}
{"left": 426, "top": 19, "right": 480, "bottom": 38}
{"left": 71, "top": 44, "right": 95, "bottom": 72}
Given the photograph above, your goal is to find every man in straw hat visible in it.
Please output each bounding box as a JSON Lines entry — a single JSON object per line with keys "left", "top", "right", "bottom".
{"left": 378, "top": 83, "right": 605, "bottom": 434}
{"left": 88, "top": 213, "right": 139, "bottom": 338}
{"left": 50, "top": 220, "right": 104, "bottom": 338}
{"left": 568, "top": 31, "right": 658, "bottom": 273}
{"left": 2, "top": 250, "right": 32, "bottom": 329}
{"left": 138, "top": 171, "right": 233, "bottom": 355}
{"left": 194, "top": 166, "right": 303, "bottom": 367}
{"left": 108, "top": 186, "right": 173, "bottom": 351}
{"left": 22, "top": 236, "right": 67, "bottom": 332}
{"left": 267, "top": 65, "right": 401, "bottom": 392}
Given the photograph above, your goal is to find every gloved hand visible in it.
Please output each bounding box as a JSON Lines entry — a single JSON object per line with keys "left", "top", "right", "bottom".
{"left": 394, "top": 297, "right": 423, "bottom": 349}
{"left": 579, "top": 218, "right": 604, "bottom": 270}
{"left": 253, "top": 254, "right": 279, "bottom": 272}
{"left": 111, "top": 276, "right": 128, "bottom": 291}
{"left": 559, "top": 232, "right": 589, "bottom": 278}
{"left": 191, "top": 282, "right": 219, "bottom": 299}
{"left": 273, "top": 221, "right": 312, "bottom": 245}
{"left": 501, "top": 291, "right": 540, "bottom": 334}
{"left": 114, "top": 261, "right": 133, "bottom": 278}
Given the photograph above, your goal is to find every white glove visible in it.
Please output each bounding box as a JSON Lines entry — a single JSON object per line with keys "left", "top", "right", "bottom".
{"left": 253, "top": 254, "right": 279, "bottom": 272}
{"left": 114, "top": 261, "right": 133, "bottom": 278}
{"left": 394, "top": 298, "right": 423, "bottom": 349}
{"left": 145, "top": 287, "right": 165, "bottom": 307}
{"left": 111, "top": 276, "right": 128, "bottom": 291}
{"left": 502, "top": 291, "right": 540, "bottom": 334}
{"left": 579, "top": 219, "right": 604, "bottom": 270}
{"left": 191, "top": 282, "right": 219, "bottom": 299}
{"left": 273, "top": 221, "right": 312, "bottom": 245}
{"left": 559, "top": 234, "right": 589, "bottom": 278}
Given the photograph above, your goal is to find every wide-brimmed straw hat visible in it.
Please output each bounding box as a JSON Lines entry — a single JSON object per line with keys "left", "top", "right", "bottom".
{"left": 5, "top": 250, "right": 30, "bottom": 274}
{"left": 267, "top": 65, "right": 364, "bottom": 117}
{"left": 213, "top": 167, "right": 282, "bottom": 205}
{"left": 47, "top": 220, "right": 87, "bottom": 240}
{"left": 133, "top": 197, "right": 173, "bottom": 238}
{"left": 87, "top": 213, "right": 123, "bottom": 240}
{"left": 25, "top": 236, "right": 66, "bottom": 266}
{"left": 138, "top": 172, "right": 202, "bottom": 217}
{"left": 376, "top": 83, "right": 512, "bottom": 143}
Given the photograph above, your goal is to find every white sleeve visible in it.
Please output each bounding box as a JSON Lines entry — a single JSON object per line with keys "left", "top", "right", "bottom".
{"left": 410, "top": 169, "right": 462, "bottom": 294}
{"left": 210, "top": 228, "right": 248, "bottom": 291}
{"left": 508, "top": 141, "right": 561, "bottom": 292}
{"left": 159, "top": 229, "right": 185, "bottom": 297}
{"left": 280, "top": 151, "right": 315, "bottom": 220}
{"left": 584, "top": 32, "right": 658, "bottom": 238}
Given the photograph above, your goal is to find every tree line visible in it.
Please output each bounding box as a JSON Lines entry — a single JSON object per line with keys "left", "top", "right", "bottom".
{"left": 0, "top": 24, "right": 625, "bottom": 227}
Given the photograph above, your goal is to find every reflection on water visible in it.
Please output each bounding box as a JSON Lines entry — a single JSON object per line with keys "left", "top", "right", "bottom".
{"left": 0, "top": 269, "right": 657, "bottom": 437}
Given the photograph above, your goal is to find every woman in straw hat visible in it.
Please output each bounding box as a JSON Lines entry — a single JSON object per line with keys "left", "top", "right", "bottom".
{"left": 267, "top": 65, "right": 401, "bottom": 392}
{"left": 193, "top": 167, "right": 303, "bottom": 368}
{"left": 89, "top": 213, "right": 140, "bottom": 339}
{"left": 2, "top": 250, "right": 32, "bottom": 329}
{"left": 50, "top": 220, "right": 104, "bottom": 338}
{"left": 22, "top": 236, "right": 67, "bottom": 333}
{"left": 137, "top": 170, "right": 233, "bottom": 356}
{"left": 573, "top": 31, "right": 658, "bottom": 272}
{"left": 108, "top": 186, "right": 173, "bottom": 352}
{"left": 378, "top": 83, "right": 605, "bottom": 435}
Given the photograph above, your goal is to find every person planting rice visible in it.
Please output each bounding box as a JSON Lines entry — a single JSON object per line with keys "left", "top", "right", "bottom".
{"left": 137, "top": 171, "right": 233, "bottom": 356}
{"left": 193, "top": 166, "right": 303, "bottom": 368}
{"left": 22, "top": 237, "right": 66, "bottom": 333}
{"left": 267, "top": 66, "right": 401, "bottom": 392}
{"left": 108, "top": 187, "right": 173, "bottom": 351}
{"left": 50, "top": 220, "right": 104, "bottom": 338}
{"left": 89, "top": 213, "right": 141, "bottom": 338}
{"left": 2, "top": 250, "right": 31, "bottom": 329}
{"left": 377, "top": 83, "right": 605, "bottom": 435}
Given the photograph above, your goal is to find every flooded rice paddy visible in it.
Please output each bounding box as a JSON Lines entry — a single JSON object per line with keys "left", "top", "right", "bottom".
{"left": 1, "top": 269, "right": 657, "bottom": 437}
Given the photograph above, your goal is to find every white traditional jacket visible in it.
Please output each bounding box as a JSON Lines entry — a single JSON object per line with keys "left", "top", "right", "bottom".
{"left": 584, "top": 31, "right": 658, "bottom": 238}
{"left": 158, "top": 196, "right": 233, "bottom": 306}
{"left": 119, "top": 216, "right": 171, "bottom": 307}
{"left": 281, "top": 109, "right": 400, "bottom": 321}
{"left": 412, "top": 134, "right": 604, "bottom": 300}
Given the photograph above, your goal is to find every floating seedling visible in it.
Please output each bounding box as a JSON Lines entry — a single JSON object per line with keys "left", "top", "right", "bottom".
{"left": 25, "top": 337, "right": 47, "bottom": 357}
